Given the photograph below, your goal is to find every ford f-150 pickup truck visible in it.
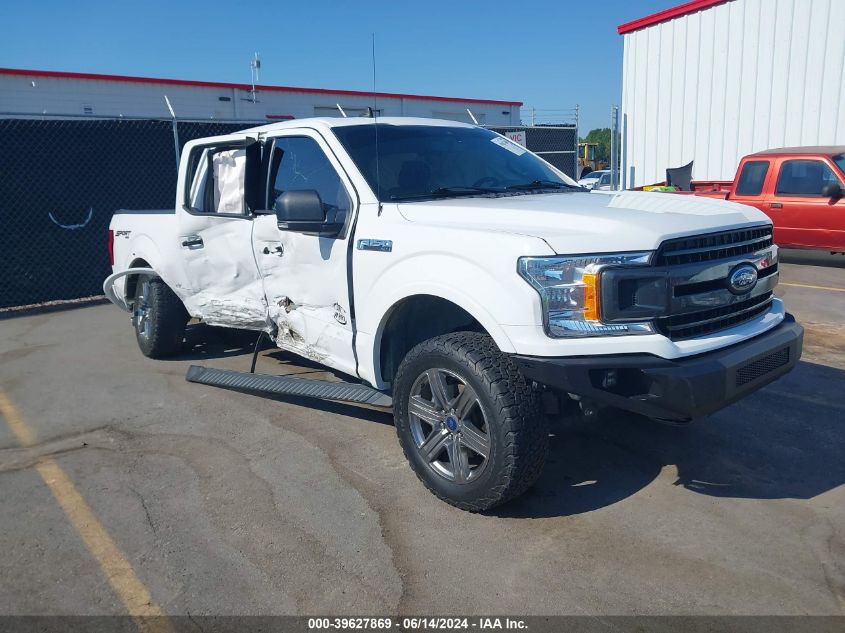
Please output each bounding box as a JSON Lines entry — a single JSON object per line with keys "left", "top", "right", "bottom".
{"left": 105, "top": 117, "right": 803, "bottom": 511}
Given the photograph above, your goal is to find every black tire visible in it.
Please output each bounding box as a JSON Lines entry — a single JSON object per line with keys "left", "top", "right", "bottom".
{"left": 132, "top": 275, "right": 189, "bottom": 358}
{"left": 393, "top": 332, "right": 548, "bottom": 511}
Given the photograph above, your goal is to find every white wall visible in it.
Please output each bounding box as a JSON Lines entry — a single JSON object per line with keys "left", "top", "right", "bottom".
{"left": 620, "top": 0, "right": 845, "bottom": 188}
{"left": 0, "top": 73, "right": 520, "bottom": 125}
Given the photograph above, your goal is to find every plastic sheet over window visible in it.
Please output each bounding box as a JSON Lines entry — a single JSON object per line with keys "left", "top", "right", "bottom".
{"left": 212, "top": 149, "right": 246, "bottom": 213}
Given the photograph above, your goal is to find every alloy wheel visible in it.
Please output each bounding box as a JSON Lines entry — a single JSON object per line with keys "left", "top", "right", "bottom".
{"left": 408, "top": 368, "right": 491, "bottom": 483}
{"left": 134, "top": 279, "right": 152, "bottom": 341}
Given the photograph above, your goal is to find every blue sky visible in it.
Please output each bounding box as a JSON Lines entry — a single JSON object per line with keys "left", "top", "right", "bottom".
{"left": 3, "top": 0, "right": 675, "bottom": 132}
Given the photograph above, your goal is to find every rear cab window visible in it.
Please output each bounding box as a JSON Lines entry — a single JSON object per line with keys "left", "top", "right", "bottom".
{"left": 735, "top": 160, "right": 769, "bottom": 196}
{"left": 185, "top": 142, "right": 257, "bottom": 215}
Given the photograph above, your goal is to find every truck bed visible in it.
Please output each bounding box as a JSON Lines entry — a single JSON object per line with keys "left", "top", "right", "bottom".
{"left": 634, "top": 180, "right": 732, "bottom": 196}
{"left": 689, "top": 180, "right": 733, "bottom": 196}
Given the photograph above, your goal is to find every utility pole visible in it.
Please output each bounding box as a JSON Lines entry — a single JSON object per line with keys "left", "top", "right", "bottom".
{"left": 574, "top": 104, "right": 580, "bottom": 179}
{"left": 610, "top": 105, "right": 619, "bottom": 190}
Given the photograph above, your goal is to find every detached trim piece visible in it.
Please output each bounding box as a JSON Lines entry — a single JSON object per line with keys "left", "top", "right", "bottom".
{"left": 102, "top": 267, "right": 156, "bottom": 312}
{"left": 186, "top": 365, "right": 393, "bottom": 407}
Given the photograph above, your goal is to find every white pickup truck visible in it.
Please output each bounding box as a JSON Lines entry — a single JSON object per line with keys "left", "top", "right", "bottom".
{"left": 105, "top": 117, "right": 803, "bottom": 511}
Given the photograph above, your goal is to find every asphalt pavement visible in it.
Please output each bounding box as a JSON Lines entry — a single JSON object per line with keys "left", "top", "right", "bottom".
{"left": 0, "top": 250, "right": 843, "bottom": 617}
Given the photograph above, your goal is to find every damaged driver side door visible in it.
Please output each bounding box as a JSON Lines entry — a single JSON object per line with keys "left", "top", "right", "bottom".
{"left": 252, "top": 131, "right": 359, "bottom": 378}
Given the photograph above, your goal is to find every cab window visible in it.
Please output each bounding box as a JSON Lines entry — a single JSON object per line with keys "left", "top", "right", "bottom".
{"left": 186, "top": 145, "right": 252, "bottom": 215}
{"left": 267, "top": 136, "right": 350, "bottom": 216}
{"left": 776, "top": 159, "right": 842, "bottom": 197}
{"left": 735, "top": 160, "right": 769, "bottom": 196}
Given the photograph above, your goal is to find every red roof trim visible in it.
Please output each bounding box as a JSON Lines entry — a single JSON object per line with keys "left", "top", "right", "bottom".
{"left": 0, "top": 67, "right": 523, "bottom": 107}
{"left": 618, "top": 0, "right": 732, "bottom": 34}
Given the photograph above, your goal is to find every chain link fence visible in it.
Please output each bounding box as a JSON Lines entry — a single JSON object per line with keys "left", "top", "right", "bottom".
{"left": 1, "top": 117, "right": 579, "bottom": 310}
{"left": 0, "top": 117, "right": 261, "bottom": 309}
{"left": 488, "top": 125, "right": 578, "bottom": 179}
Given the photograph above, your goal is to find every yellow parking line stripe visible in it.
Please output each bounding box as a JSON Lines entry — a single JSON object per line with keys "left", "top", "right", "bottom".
{"left": 780, "top": 282, "right": 845, "bottom": 293}
{"left": 0, "top": 390, "right": 173, "bottom": 631}
{"left": 34, "top": 459, "right": 165, "bottom": 616}
{"left": 0, "top": 390, "right": 36, "bottom": 447}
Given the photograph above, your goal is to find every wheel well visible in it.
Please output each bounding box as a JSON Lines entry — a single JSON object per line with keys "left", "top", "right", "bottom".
{"left": 378, "top": 295, "right": 488, "bottom": 384}
{"left": 125, "top": 258, "right": 151, "bottom": 301}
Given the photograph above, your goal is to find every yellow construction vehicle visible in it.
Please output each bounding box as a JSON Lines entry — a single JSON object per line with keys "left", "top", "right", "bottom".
{"left": 578, "top": 142, "right": 608, "bottom": 178}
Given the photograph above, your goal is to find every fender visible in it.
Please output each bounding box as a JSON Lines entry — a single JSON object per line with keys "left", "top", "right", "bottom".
{"left": 360, "top": 252, "right": 530, "bottom": 386}
{"left": 122, "top": 232, "right": 166, "bottom": 279}
{"left": 370, "top": 283, "right": 517, "bottom": 355}
{"left": 115, "top": 231, "right": 186, "bottom": 306}
{"left": 359, "top": 247, "right": 541, "bottom": 354}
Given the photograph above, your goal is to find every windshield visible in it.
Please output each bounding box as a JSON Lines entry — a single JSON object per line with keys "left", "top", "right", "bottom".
{"left": 331, "top": 124, "right": 578, "bottom": 202}
{"left": 834, "top": 154, "right": 845, "bottom": 175}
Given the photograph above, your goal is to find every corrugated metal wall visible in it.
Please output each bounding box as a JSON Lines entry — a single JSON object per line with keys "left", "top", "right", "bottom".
{"left": 620, "top": 0, "right": 845, "bottom": 188}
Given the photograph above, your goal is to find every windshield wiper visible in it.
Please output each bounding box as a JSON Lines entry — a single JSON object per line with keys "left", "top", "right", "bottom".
{"left": 390, "top": 186, "right": 503, "bottom": 201}
{"left": 506, "top": 180, "right": 581, "bottom": 191}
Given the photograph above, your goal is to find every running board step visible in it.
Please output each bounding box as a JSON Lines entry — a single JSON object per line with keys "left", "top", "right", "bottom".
{"left": 185, "top": 365, "right": 392, "bottom": 407}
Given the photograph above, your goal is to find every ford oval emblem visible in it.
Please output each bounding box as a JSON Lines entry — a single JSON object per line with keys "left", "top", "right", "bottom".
{"left": 727, "top": 264, "right": 758, "bottom": 295}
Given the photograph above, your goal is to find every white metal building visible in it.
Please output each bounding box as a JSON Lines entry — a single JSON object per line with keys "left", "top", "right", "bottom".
{"left": 0, "top": 68, "right": 522, "bottom": 125}
{"left": 619, "top": 0, "right": 845, "bottom": 189}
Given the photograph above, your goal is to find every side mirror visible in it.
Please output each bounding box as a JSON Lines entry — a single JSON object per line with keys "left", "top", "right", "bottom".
{"left": 273, "top": 190, "right": 345, "bottom": 236}
{"left": 822, "top": 183, "right": 843, "bottom": 199}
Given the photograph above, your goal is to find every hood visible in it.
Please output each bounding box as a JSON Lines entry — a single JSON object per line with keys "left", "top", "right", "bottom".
{"left": 396, "top": 190, "right": 770, "bottom": 254}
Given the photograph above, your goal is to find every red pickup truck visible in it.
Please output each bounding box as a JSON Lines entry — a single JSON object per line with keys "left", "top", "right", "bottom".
{"left": 659, "top": 147, "right": 845, "bottom": 253}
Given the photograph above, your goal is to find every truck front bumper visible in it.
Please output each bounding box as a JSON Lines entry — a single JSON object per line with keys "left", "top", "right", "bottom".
{"left": 513, "top": 314, "right": 803, "bottom": 422}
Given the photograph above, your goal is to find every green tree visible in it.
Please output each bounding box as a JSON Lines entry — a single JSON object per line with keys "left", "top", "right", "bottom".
{"left": 579, "top": 128, "right": 611, "bottom": 164}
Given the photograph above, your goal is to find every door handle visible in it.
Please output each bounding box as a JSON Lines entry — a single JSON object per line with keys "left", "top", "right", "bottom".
{"left": 770, "top": 203, "right": 783, "bottom": 209}
{"left": 181, "top": 235, "right": 204, "bottom": 248}
{"left": 263, "top": 244, "right": 284, "bottom": 256}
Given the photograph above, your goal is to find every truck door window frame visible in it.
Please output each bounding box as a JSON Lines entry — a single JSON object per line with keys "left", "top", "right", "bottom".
{"left": 734, "top": 160, "right": 770, "bottom": 197}
{"left": 775, "top": 159, "right": 843, "bottom": 198}
{"left": 183, "top": 138, "right": 261, "bottom": 218}
{"left": 262, "top": 131, "right": 359, "bottom": 239}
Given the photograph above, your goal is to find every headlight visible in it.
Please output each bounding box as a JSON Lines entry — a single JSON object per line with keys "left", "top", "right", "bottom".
{"left": 518, "top": 252, "right": 655, "bottom": 338}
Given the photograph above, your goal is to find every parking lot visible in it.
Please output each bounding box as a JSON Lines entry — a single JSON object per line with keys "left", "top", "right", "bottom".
{"left": 1, "top": 250, "right": 843, "bottom": 617}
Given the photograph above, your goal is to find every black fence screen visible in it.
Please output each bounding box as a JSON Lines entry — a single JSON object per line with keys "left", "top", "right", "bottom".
{"left": 0, "top": 118, "right": 257, "bottom": 309}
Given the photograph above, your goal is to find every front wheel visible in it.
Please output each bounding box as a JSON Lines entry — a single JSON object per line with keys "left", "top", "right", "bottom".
{"left": 393, "top": 332, "right": 548, "bottom": 511}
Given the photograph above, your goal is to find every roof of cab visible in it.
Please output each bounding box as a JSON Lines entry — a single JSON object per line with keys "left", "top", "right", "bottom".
{"left": 244, "top": 116, "right": 477, "bottom": 134}
{"left": 749, "top": 146, "right": 845, "bottom": 157}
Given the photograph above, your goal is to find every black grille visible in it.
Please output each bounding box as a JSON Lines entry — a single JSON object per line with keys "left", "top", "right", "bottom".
{"left": 674, "top": 262, "right": 779, "bottom": 297}
{"left": 656, "top": 226, "right": 773, "bottom": 266}
{"left": 655, "top": 292, "right": 773, "bottom": 340}
{"left": 736, "top": 348, "right": 790, "bottom": 386}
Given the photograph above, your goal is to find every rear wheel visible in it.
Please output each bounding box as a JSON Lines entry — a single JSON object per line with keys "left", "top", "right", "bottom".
{"left": 133, "top": 275, "right": 188, "bottom": 358}
{"left": 393, "top": 332, "right": 548, "bottom": 511}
